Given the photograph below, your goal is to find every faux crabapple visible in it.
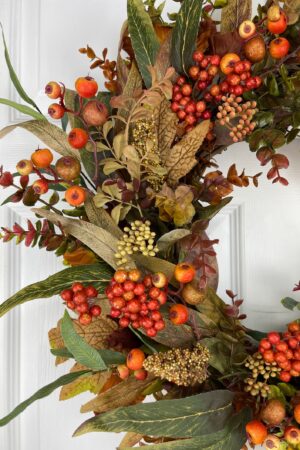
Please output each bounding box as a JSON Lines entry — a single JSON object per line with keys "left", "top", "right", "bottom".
{"left": 45, "top": 81, "right": 61, "bottom": 99}
{"left": 16, "top": 159, "right": 33, "bottom": 176}
{"left": 55, "top": 156, "right": 81, "bottom": 182}
{"left": 68, "top": 128, "right": 89, "bottom": 149}
{"left": 48, "top": 103, "right": 65, "bottom": 119}
{"left": 32, "top": 179, "right": 49, "bottom": 195}
{"left": 65, "top": 186, "right": 86, "bottom": 206}
{"left": 126, "top": 349, "right": 145, "bottom": 371}
{"left": 245, "top": 420, "right": 267, "bottom": 445}
{"left": 174, "top": 263, "right": 196, "bottom": 284}
{"left": 169, "top": 304, "right": 189, "bottom": 325}
{"left": 31, "top": 148, "right": 53, "bottom": 168}
{"left": 269, "top": 37, "right": 290, "bottom": 59}
{"left": 75, "top": 76, "right": 98, "bottom": 98}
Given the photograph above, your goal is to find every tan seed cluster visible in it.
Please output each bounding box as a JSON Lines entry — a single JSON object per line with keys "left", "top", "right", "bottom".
{"left": 244, "top": 352, "right": 281, "bottom": 398}
{"left": 143, "top": 343, "right": 210, "bottom": 387}
{"left": 217, "top": 95, "right": 258, "bottom": 143}
{"left": 115, "top": 220, "right": 159, "bottom": 266}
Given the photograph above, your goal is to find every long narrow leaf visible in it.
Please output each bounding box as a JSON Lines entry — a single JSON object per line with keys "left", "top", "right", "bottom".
{"left": 61, "top": 311, "right": 107, "bottom": 371}
{"left": 50, "top": 347, "right": 126, "bottom": 365}
{"left": 0, "top": 370, "right": 91, "bottom": 427}
{"left": 0, "top": 98, "right": 44, "bottom": 120}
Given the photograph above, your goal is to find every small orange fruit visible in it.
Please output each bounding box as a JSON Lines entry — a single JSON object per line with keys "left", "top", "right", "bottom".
{"left": 31, "top": 148, "right": 53, "bottom": 168}
{"left": 134, "top": 369, "right": 148, "bottom": 381}
{"left": 294, "top": 404, "right": 300, "bottom": 424}
{"left": 117, "top": 364, "right": 130, "bottom": 380}
{"left": 220, "top": 53, "right": 240, "bottom": 75}
{"left": 267, "top": 11, "right": 288, "bottom": 35}
{"left": 45, "top": 81, "right": 61, "bottom": 99}
{"left": 32, "top": 179, "right": 49, "bottom": 195}
{"left": 239, "top": 20, "right": 256, "bottom": 39}
{"left": 174, "top": 263, "right": 196, "bottom": 284}
{"left": 68, "top": 128, "right": 89, "bottom": 149}
{"left": 16, "top": 159, "right": 33, "bottom": 176}
{"left": 269, "top": 37, "right": 290, "bottom": 59}
{"left": 126, "top": 349, "right": 145, "bottom": 371}
{"left": 48, "top": 103, "right": 65, "bottom": 119}
{"left": 246, "top": 420, "right": 267, "bottom": 445}
{"left": 55, "top": 156, "right": 81, "bottom": 181}
{"left": 75, "top": 76, "right": 98, "bottom": 98}
{"left": 65, "top": 186, "right": 86, "bottom": 206}
{"left": 169, "top": 304, "right": 189, "bottom": 325}
{"left": 82, "top": 100, "right": 108, "bottom": 126}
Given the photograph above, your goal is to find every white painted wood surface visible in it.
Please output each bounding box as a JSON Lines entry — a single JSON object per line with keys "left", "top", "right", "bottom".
{"left": 0, "top": 1, "right": 299, "bottom": 449}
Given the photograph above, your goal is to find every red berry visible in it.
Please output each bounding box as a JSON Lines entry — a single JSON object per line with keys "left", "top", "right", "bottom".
{"left": 202, "top": 110, "right": 212, "bottom": 119}
{"left": 243, "top": 60, "right": 252, "bottom": 71}
{"left": 245, "top": 78, "right": 257, "bottom": 90}
{"left": 134, "top": 369, "right": 148, "bottom": 380}
{"left": 185, "top": 114, "right": 197, "bottom": 126}
{"left": 85, "top": 286, "right": 98, "bottom": 298}
{"left": 79, "top": 313, "right": 92, "bottom": 325}
{"left": 274, "top": 352, "right": 287, "bottom": 364}
{"left": 234, "top": 61, "right": 245, "bottom": 74}
{"left": 72, "top": 282, "right": 84, "bottom": 292}
{"left": 111, "top": 297, "right": 126, "bottom": 310}
{"left": 61, "top": 289, "right": 73, "bottom": 302}
{"left": 200, "top": 58, "right": 209, "bottom": 68}
{"left": 185, "top": 101, "right": 196, "bottom": 114}
{"left": 114, "top": 270, "right": 128, "bottom": 283}
{"left": 148, "top": 300, "right": 160, "bottom": 311}
{"left": 110, "top": 308, "right": 121, "bottom": 318}
{"left": 171, "top": 102, "right": 180, "bottom": 112}
{"left": 76, "top": 303, "right": 89, "bottom": 314}
{"left": 289, "top": 322, "right": 300, "bottom": 333}
{"left": 179, "top": 97, "right": 190, "bottom": 107}
{"left": 157, "top": 291, "right": 167, "bottom": 305}
{"left": 138, "top": 293, "right": 147, "bottom": 303}
{"left": 276, "top": 341, "right": 288, "bottom": 352}
{"left": 219, "top": 81, "right": 229, "bottom": 93}
{"left": 210, "top": 85, "right": 220, "bottom": 97}
{"left": 134, "top": 284, "right": 145, "bottom": 296}
{"left": 177, "top": 110, "right": 186, "bottom": 120}
{"left": 173, "top": 85, "right": 180, "bottom": 93}
{"left": 203, "top": 93, "right": 213, "bottom": 102}
{"left": 199, "top": 70, "right": 208, "bottom": 81}
{"left": 143, "top": 275, "right": 153, "bottom": 288}
{"left": 154, "top": 320, "right": 165, "bottom": 331}
{"left": 189, "top": 65, "right": 200, "bottom": 79}
{"left": 181, "top": 84, "right": 193, "bottom": 96}
{"left": 177, "top": 76, "right": 186, "bottom": 86}
{"left": 146, "top": 328, "right": 157, "bottom": 337}
{"left": 119, "top": 317, "right": 130, "bottom": 328}
{"left": 210, "top": 55, "right": 221, "bottom": 66}
{"left": 127, "top": 300, "right": 141, "bottom": 313}
{"left": 292, "top": 360, "right": 300, "bottom": 372}
{"left": 131, "top": 320, "right": 140, "bottom": 329}
{"left": 197, "top": 80, "right": 208, "bottom": 90}
{"left": 260, "top": 338, "right": 272, "bottom": 350}
{"left": 173, "top": 92, "right": 183, "bottom": 102}
{"left": 263, "top": 350, "right": 275, "bottom": 363}
{"left": 234, "top": 85, "right": 244, "bottom": 96}
{"left": 227, "top": 74, "right": 241, "bottom": 86}
{"left": 280, "top": 371, "right": 291, "bottom": 382}
{"left": 130, "top": 313, "right": 139, "bottom": 321}
{"left": 150, "top": 311, "right": 162, "bottom": 321}
{"left": 66, "top": 300, "right": 76, "bottom": 310}
{"left": 289, "top": 338, "right": 299, "bottom": 349}
{"left": 141, "top": 317, "right": 154, "bottom": 329}
{"left": 90, "top": 305, "right": 101, "bottom": 317}
{"left": 123, "top": 291, "right": 135, "bottom": 301}
{"left": 112, "top": 284, "right": 124, "bottom": 297}
{"left": 192, "top": 50, "right": 204, "bottom": 63}
{"left": 196, "top": 101, "right": 206, "bottom": 113}
{"left": 73, "top": 290, "right": 87, "bottom": 305}
{"left": 128, "top": 269, "right": 142, "bottom": 282}
{"left": 254, "top": 76, "right": 262, "bottom": 87}
{"left": 294, "top": 350, "right": 300, "bottom": 360}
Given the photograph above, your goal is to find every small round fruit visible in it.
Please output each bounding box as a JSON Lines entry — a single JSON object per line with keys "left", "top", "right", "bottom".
{"left": 75, "top": 76, "right": 98, "bottom": 98}
{"left": 65, "top": 186, "right": 86, "bottom": 206}
{"left": 114, "top": 270, "right": 128, "bottom": 283}
{"left": 128, "top": 269, "right": 141, "bottom": 282}
{"left": 267, "top": 4, "right": 281, "bottom": 22}
{"left": 79, "top": 313, "right": 92, "bottom": 325}
{"left": 267, "top": 11, "right": 287, "bottom": 35}
{"left": 269, "top": 37, "right": 290, "bottom": 59}
{"left": 134, "top": 369, "right": 148, "bottom": 381}
{"left": 67, "top": 300, "right": 76, "bottom": 310}
{"left": 245, "top": 420, "right": 268, "bottom": 445}
{"left": 294, "top": 404, "right": 300, "bottom": 424}
{"left": 82, "top": 100, "right": 108, "bottom": 126}
{"left": 76, "top": 303, "right": 89, "bottom": 314}
{"left": 181, "top": 84, "right": 192, "bottom": 96}
{"left": 126, "top": 349, "right": 145, "bottom": 371}
{"left": 260, "top": 338, "right": 272, "bottom": 350}
{"left": 263, "top": 435, "right": 281, "bottom": 449}
{"left": 192, "top": 50, "right": 204, "bottom": 63}
{"left": 220, "top": 53, "right": 240, "bottom": 75}
{"left": 263, "top": 350, "right": 275, "bottom": 363}
{"left": 152, "top": 272, "right": 168, "bottom": 288}
{"left": 284, "top": 426, "right": 300, "bottom": 445}
{"left": 196, "top": 101, "right": 206, "bottom": 113}
{"left": 174, "top": 263, "right": 196, "bottom": 284}
{"left": 73, "top": 290, "right": 87, "bottom": 305}
{"left": 31, "top": 148, "right": 53, "bottom": 168}
{"left": 60, "top": 289, "right": 73, "bottom": 302}
{"left": 154, "top": 320, "right": 165, "bottom": 331}
{"left": 260, "top": 399, "right": 286, "bottom": 426}
{"left": 45, "top": 81, "right": 61, "bottom": 99}
{"left": 267, "top": 331, "right": 281, "bottom": 345}
{"left": 169, "top": 304, "right": 189, "bottom": 325}
{"left": 68, "top": 128, "right": 89, "bottom": 149}
{"left": 244, "top": 35, "right": 266, "bottom": 63}
{"left": 16, "top": 159, "right": 33, "bottom": 176}
{"left": 90, "top": 305, "right": 101, "bottom": 317}
{"left": 32, "top": 179, "right": 49, "bottom": 195}
{"left": 117, "top": 364, "right": 130, "bottom": 380}
{"left": 182, "top": 282, "right": 205, "bottom": 305}
{"left": 146, "top": 328, "right": 157, "bottom": 337}
{"left": 48, "top": 103, "right": 65, "bottom": 119}
{"left": 239, "top": 20, "right": 256, "bottom": 39}
{"left": 157, "top": 291, "right": 167, "bottom": 305}
{"left": 55, "top": 156, "right": 81, "bottom": 181}
{"left": 289, "top": 322, "right": 300, "bottom": 333}
{"left": 279, "top": 371, "right": 291, "bottom": 382}
{"left": 72, "top": 282, "right": 84, "bottom": 292}
{"left": 189, "top": 66, "right": 200, "bottom": 79}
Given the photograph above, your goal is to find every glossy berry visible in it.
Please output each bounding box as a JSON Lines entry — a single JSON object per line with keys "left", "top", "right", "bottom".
{"left": 90, "top": 305, "right": 101, "bottom": 317}
{"left": 114, "top": 270, "right": 128, "bottom": 283}
{"left": 117, "top": 364, "right": 130, "bottom": 380}
{"left": 192, "top": 50, "right": 204, "bottom": 63}
{"left": 85, "top": 286, "right": 98, "bottom": 298}
{"left": 73, "top": 290, "right": 87, "bottom": 305}
{"left": 75, "top": 76, "right": 98, "bottom": 98}
{"left": 169, "top": 304, "right": 189, "bottom": 325}
{"left": 45, "top": 81, "right": 61, "bottom": 99}
{"left": 32, "top": 179, "right": 49, "bottom": 195}
{"left": 68, "top": 128, "right": 89, "bottom": 149}
{"left": 65, "top": 186, "right": 86, "bottom": 206}
{"left": 61, "top": 289, "right": 73, "bottom": 302}
{"left": 66, "top": 300, "right": 76, "bottom": 310}
{"left": 72, "top": 282, "right": 84, "bottom": 292}
{"left": 279, "top": 371, "right": 291, "bottom": 382}
{"left": 76, "top": 303, "right": 89, "bottom": 314}
{"left": 174, "top": 263, "right": 196, "bottom": 283}
{"left": 31, "top": 148, "right": 53, "bottom": 169}
{"left": 269, "top": 37, "right": 290, "bottom": 60}
{"left": 245, "top": 420, "right": 267, "bottom": 445}
{"left": 267, "top": 331, "right": 280, "bottom": 344}
{"left": 79, "top": 313, "right": 92, "bottom": 325}
{"left": 48, "top": 103, "right": 65, "bottom": 119}
{"left": 127, "top": 349, "right": 145, "bottom": 371}
{"left": 134, "top": 369, "right": 148, "bottom": 381}
{"left": 128, "top": 269, "right": 142, "bottom": 282}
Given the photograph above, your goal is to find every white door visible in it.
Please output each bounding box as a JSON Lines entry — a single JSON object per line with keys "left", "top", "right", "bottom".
{"left": 0, "top": 1, "right": 299, "bottom": 449}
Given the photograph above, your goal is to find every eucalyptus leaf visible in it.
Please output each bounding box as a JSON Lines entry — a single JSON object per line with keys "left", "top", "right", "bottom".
{"left": 281, "top": 297, "right": 300, "bottom": 311}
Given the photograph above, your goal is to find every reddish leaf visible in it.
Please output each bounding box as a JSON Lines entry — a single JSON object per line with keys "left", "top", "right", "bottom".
{"left": 267, "top": 167, "right": 277, "bottom": 180}
{"left": 272, "top": 154, "right": 289, "bottom": 169}
{"left": 20, "top": 175, "right": 29, "bottom": 189}
{"left": 278, "top": 177, "right": 289, "bottom": 186}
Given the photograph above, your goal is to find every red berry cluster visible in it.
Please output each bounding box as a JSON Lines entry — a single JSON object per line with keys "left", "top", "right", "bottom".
{"left": 60, "top": 283, "right": 100, "bottom": 325}
{"left": 258, "top": 322, "right": 300, "bottom": 382}
{"left": 171, "top": 50, "right": 261, "bottom": 134}
{"left": 106, "top": 269, "right": 168, "bottom": 338}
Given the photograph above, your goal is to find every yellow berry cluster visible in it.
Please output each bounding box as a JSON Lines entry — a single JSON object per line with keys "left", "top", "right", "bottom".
{"left": 244, "top": 352, "right": 281, "bottom": 398}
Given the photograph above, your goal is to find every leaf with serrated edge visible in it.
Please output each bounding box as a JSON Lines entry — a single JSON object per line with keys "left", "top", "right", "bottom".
{"left": 0, "top": 370, "right": 91, "bottom": 427}
{"left": 0, "top": 263, "right": 112, "bottom": 318}
{"left": 80, "top": 375, "right": 155, "bottom": 414}
{"left": 153, "top": 97, "right": 178, "bottom": 164}
{"left": 171, "top": 0, "right": 203, "bottom": 76}
{"left": 31, "top": 209, "right": 120, "bottom": 269}
{"left": 127, "top": 0, "right": 160, "bottom": 87}
{"left": 74, "top": 390, "right": 234, "bottom": 437}
{"left": 0, "top": 120, "right": 80, "bottom": 159}
{"left": 165, "top": 121, "right": 210, "bottom": 186}
{"left": 221, "top": 0, "right": 252, "bottom": 32}
{"left": 84, "top": 194, "right": 123, "bottom": 239}
{"left": 61, "top": 311, "right": 107, "bottom": 371}
{"left": 157, "top": 229, "right": 190, "bottom": 253}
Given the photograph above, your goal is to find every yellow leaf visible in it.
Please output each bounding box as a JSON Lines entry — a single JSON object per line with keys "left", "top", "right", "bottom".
{"left": 63, "top": 246, "right": 97, "bottom": 266}
{"left": 221, "top": 0, "right": 252, "bottom": 32}
{"left": 118, "top": 432, "right": 144, "bottom": 449}
{"left": 153, "top": 97, "right": 178, "bottom": 165}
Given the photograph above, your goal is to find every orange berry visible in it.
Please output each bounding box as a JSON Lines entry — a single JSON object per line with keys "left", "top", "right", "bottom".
{"left": 114, "top": 270, "right": 128, "bottom": 283}
{"left": 174, "top": 263, "right": 196, "bottom": 284}
{"left": 220, "top": 53, "right": 240, "bottom": 75}
{"left": 126, "top": 349, "right": 145, "bottom": 371}
{"left": 48, "top": 103, "right": 65, "bottom": 119}
{"left": 152, "top": 272, "right": 168, "bottom": 288}
{"left": 169, "top": 304, "right": 189, "bottom": 325}
{"left": 82, "top": 100, "right": 108, "bottom": 126}
{"left": 16, "top": 159, "right": 33, "bottom": 176}
{"left": 32, "top": 179, "right": 49, "bottom": 195}
{"left": 75, "top": 76, "right": 98, "bottom": 98}
{"left": 31, "top": 148, "right": 53, "bottom": 168}
{"left": 269, "top": 37, "right": 290, "bottom": 60}
{"left": 68, "top": 128, "right": 89, "bottom": 149}
{"left": 245, "top": 420, "right": 267, "bottom": 445}
{"left": 45, "top": 81, "right": 61, "bottom": 99}
{"left": 294, "top": 404, "right": 300, "bottom": 424}
{"left": 134, "top": 369, "right": 148, "bottom": 380}
{"left": 284, "top": 426, "right": 300, "bottom": 445}
{"left": 267, "top": 11, "right": 288, "bottom": 35}
{"left": 288, "top": 322, "right": 300, "bottom": 333}
{"left": 117, "top": 364, "right": 130, "bottom": 380}
{"left": 128, "top": 269, "right": 142, "bottom": 282}
{"left": 65, "top": 186, "right": 86, "bottom": 206}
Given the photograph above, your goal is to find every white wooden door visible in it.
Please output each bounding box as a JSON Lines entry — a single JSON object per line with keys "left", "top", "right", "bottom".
{"left": 0, "top": 1, "right": 299, "bottom": 449}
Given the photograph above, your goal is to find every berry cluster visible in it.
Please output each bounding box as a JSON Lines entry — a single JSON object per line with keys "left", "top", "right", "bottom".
{"left": 117, "top": 348, "right": 148, "bottom": 381}
{"left": 60, "top": 283, "right": 100, "bottom": 325}
{"left": 258, "top": 322, "right": 300, "bottom": 382}
{"left": 106, "top": 269, "right": 167, "bottom": 337}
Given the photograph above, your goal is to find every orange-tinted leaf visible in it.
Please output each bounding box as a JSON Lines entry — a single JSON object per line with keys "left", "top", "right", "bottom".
{"left": 63, "top": 246, "right": 98, "bottom": 266}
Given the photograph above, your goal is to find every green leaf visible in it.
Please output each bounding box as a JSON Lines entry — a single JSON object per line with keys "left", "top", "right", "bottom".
{"left": 246, "top": 328, "right": 267, "bottom": 341}
{"left": 248, "top": 129, "right": 285, "bottom": 151}
{"left": 281, "top": 297, "right": 300, "bottom": 311}
{"left": 278, "top": 383, "right": 297, "bottom": 397}
{"left": 292, "top": 112, "right": 300, "bottom": 128}
{"left": 61, "top": 311, "right": 107, "bottom": 371}
{"left": 0, "top": 98, "right": 44, "bottom": 120}
{"left": 196, "top": 197, "right": 232, "bottom": 221}
{"left": 1, "top": 25, "right": 42, "bottom": 113}
{"left": 268, "top": 385, "right": 286, "bottom": 404}
{"left": 171, "top": 0, "right": 203, "bottom": 76}
{"left": 0, "top": 120, "right": 80, "bottom": 159}
{"left": 157, "top": 229, "right": 191, "bottom": 253}
{"left": 0, "top": 263, "right": 112, "bottom": 318}
{"left": 51, "top": 347, "right": 126, "bottom": 365}
{"left": 0, "top": 370, "right": 91, "bottom": 427}
{"left": 268, "top": 74, "right": 280, "bottom": 96}
{"left": 254, "top": 111, "right": 274, "bottom": 128}
{"left": 286, "top": 128, "right": 299, "bottom": 143}
{"left": 127, "top": 0, "right": 160, "bottom": 87}
{"left": 74, "top": 390, "right": 234, "bottom": 438}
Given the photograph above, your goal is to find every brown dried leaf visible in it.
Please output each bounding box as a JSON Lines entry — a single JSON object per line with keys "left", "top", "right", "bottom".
{"left": 80, "top": 375, "right": 155, "bottom": 413}
{"left": 84, "top": 194, "right": 123, "bottom": 239}
{"left": 71, "top": 315, "right": 118, "bottom": 349}
{"left": 118, "top": 432, "right": 144, "bottom": 449}
{"left": 48, "top": 325, "right": 67, "bottom": 365}
{"left": 60, "top": 363, "right": 111, "bottom": 401}
{"left": 221, "top": 0, "right": 252, "bottom": 32}
{"left": 154, "top": 33, "right": 172, "bottom": 81}
{"left": 197, "top": 18, "right": 217, "bottom": 53}
{"left": 117, "top": 62, "right": 142, "bottom": 126}
{"left": 210, "top": 30, "right": 244, "bottom": 57}
{"left": 153, "top": 98, "right": 178, "bottom": 164}
{"left": 165, "top": 121, "right": 210, "bottom": 186}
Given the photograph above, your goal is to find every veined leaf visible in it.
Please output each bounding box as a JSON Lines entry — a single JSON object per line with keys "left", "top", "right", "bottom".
{"left": 196, "top": 197, "right": 232, "bottom": 221}
{"left": 0, "top": 370, "right": 91, "bottom": 427}
{"left": 0, "top": 263, "right": 112, "bottom": 318}
{"left": 51, "top": 347, "right": 126, "bottom": 365}
{"left": 157, "top": 229, "right": 190, "bottom": 253}
{"left": 127, "top": 0, "right": 160, "bottom": 87}
{"left": 0, "top": 120, "right": 80, "bottom": 159}
{"left": 221, "top": 0, "right": 252, "bottom": 32}
{"left": 0, "top": 98, "right": 44, "bottom": 120}
{"left": 61, "top": 311, "right": 107, "bottom": 371}
{"left": 171, "top": 0, "right": 203, "bottom": 76}
{"left": 281, "top": 297, "right": 300, "bottom": 311}
{"left": 1, "top": 25, "right": 42, "bottom": 113}
{"left": 84, "top": 195, "right": 123, "bottom": 239}
{"left": 32, "top": 209, "right": 121, "bottom": 269}
{"left": 74, "top": 390, "right": 234, "bottom": 437}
